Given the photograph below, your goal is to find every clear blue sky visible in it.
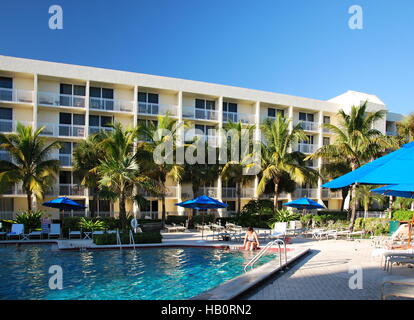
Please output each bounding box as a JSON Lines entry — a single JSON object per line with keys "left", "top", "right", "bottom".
{"left": 0, "top": 0, "right": 413, "bottom": 114}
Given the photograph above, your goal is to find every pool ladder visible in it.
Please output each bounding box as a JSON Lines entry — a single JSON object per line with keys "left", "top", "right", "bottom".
{"left": 244, "top": 239, "right": 287, "bottom": 272}
{"left": 116, "top": 229, "right": 136, "bottom": 250}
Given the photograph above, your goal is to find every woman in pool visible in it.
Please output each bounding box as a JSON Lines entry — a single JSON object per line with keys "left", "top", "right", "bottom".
{"left": 243, "top": 227, "right": 260, "bottom": 251}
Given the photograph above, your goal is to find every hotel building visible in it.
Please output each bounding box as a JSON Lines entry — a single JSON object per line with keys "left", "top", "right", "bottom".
{"left": 0, "top": 55, "right": 404, "bottom": 219}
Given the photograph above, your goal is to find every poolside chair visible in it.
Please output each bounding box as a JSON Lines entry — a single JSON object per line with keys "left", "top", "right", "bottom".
{"left": 28, "top": 230, "right": 43, "bottom": 239}
{"left": 381, "top": 275, "right": 414, "bottom": 300}
{"left": 48, "top": 224, "right": 61, "bottom": 239}
{"left": 69, "top": 228, "right": 82, "bottom": 239}
{"left": 7, "top": 224, "right": 24, "bottom": 240}
{"left": 172, "top": 223, "right": 186, "bottom": 232}
{"left": 384, "top": 253, "right": 414, "bottom": 273}
{"left": 164, "top": 224, "right": 177, "bottom": 233}
{"left": 269, "top": 222, "right": 287, "bottom": 240}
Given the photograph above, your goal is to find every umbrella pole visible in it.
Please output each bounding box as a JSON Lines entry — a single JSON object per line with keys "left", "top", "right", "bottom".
{"left": 202, "top": 212, "right": 204, "bottom": 240}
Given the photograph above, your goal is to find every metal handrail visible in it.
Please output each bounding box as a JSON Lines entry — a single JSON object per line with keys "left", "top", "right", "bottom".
{"left": 129, "top": 229, "right": 136, "bottom": 250}
{"left": 244, "top": 239, "right": 287, "bottom": 272}
{"left": 116, "top": 229, "right": 122, "bottom": 250}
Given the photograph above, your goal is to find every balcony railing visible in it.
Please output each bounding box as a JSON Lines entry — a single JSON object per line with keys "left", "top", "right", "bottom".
{"left": 322, "top": 189, "right": 342, "bottom": 199}
{"left": 89, "top": 126, "right": 113, "bottom": 135}
{"left": 183, "top": 107, "right": 219, "bottom": 121}
{"left": 46, "top": 184, "right": 85, "bottom": 196}
{"left": 294, "top": 188, "right": 318, "bottom": 199}
{"left": 2, "top": 183, "right": 24, "bottom": 195}
{"left": 38, "top": 92, "right": 86, "bottom": 108}
{"left": 223, "top": 111, "right": 255, "bottom": 124}
{"left": 0, "top": 88, "right": 33, "bottom": 104}
{"left": 0, "top": 120, "right": 32, "bottom": 133}
{"left": 196, "top": 187, "right": 218, "bottom": 198}
{"left": 295, "top": 120, "right": 318, "bottom": 132}
{"left": 222, "top": 187, "right": 255, "bottom": 198}
{"left": 90, "top": 97, "right": 133, "bottom": 113}
{"left": 296, "top": 143, "right": 317, "bottom": 154}
{"left": 138, "top": 102, "right": 178, "bottom": 117}
{"left": 38, "top": 123, "right": 86, "bottom": 138}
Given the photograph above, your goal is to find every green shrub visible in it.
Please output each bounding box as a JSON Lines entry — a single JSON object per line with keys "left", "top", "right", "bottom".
{"left": 15, "top": 210, "right": 44, "bottom": 232}
{"left": 300, "top": 214, "right": 313, "bottom": 228}
{"left": 267, "top": 209, "right": 300, "bottom": 228}
{"left": 392, "top": 210, "right": 413, "bottom": 221}
{"left": 166, "top": 216, "right": 187, "bottom": 225}
{"left": 79, "top": 217, "right": 107, "bottom": 231}
{"left": 317, "top": 211, "right": 348, "bottom": 220}
{"left": 93, "top": 231, "right": 162, "bottom": 245}
{"left": 192, "top": 214, "right": 215, "bottom": 225}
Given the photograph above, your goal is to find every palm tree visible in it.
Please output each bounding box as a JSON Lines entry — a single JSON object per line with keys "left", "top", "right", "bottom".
{"left": 98, "top": 122, "right": 153, "bottom": 230}
{"left": 258, "top": 114, "right": 318, "bottom": 208}
{"left": 221, "top": 121, "right": 256, "bottom": 217}
{"left": 308, "top": 101, "right": 396, "bottom": 229}
{"left": 136, "top": 114, "right": 184, "bottom": 226}
{"left": 397, "top": 112, "right": 414, "bottom": 143}
{"left": 72, "top": 133, "right": 106, "bottom": 217}
{"left": 351, "top": 185, "right": 385, "bottom": 218}
{"left": 0, "top": 123, "right": 60, "bottom": 211}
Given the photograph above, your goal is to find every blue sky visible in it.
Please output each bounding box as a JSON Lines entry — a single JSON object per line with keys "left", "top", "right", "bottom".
{"left": 0, "top": 0, "right": 413, "bottom": 114}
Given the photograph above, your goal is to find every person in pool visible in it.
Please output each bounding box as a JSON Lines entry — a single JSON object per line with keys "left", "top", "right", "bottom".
{"left": 243, "top": 227, "right": 260, "bottom": 251}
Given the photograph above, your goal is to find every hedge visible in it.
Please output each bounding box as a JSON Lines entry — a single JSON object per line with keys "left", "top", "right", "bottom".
{"left": 93, "top": 231, "right": 162, "bottom": 245}
{"left": 392, "top": 210, "right": 413, "bottom": 221}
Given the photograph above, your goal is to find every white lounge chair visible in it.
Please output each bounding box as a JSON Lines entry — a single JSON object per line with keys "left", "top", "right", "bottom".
{"left": 164, "top": 224, "right": 177, "bottom": 232}
{"left": 381, "top": 275, "right": 414, "bottom": 299}
{"left": 7, "top": 224, "right": 24, "bottom": 239}
{"left": 172, "top": 223, "right": 186, "bottom": 232}
{"left": 269, "top": 222, "right": 287, "bottom": 239}
{"left": 48, "top": 224, "right": 61, "bottom": 239}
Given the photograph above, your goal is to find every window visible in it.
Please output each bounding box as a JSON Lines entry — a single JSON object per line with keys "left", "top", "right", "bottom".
{"left": 138, "top": 92, "right": 159, "bottom": 114}
{"left": 305, "top": 159, "right": 314, "bottom": 167}
{"left": 223, "top": 102, "right": 237, "bottom": 113}
{"left": 60, "top": 142, "right": 72, "bottom": 155}
{"left": 59, "top": 113, "right": 85, "bottom": 136}
{"left": 90, "top": 87, "right": 114, "bottom": 110}
{"left": 0, "top": 108, "right": 12, "bottom": 120}
{"left": 226, "top": 201, "right": 236, "bottom": 213}
{"left": 323, "top": 116, "right": 330, "bottom": 124}
{"left": 299, "top": 112, "right": 314, "bottom": 122}
{"left": 268, "top": 108, "right": 284, "bottom": 118}
{"left": 323, "top": 137, "right": 330, "bottom": 146}
{"left": 0, "top": 77, "right": 13, "bottom": 101}
{"left": 301, "top": 135, "right": 314, "bottom": 144}
{"left": 194, "top": 124, "right": 215, "bottom": 135}
{"left": 59, "top": 171, "right": 71, "bottom": 184}
{"left": 60, "top": 84, "right": 86, "bottom": 107}
{"left": 195, "top": 99, "right": 215, "bottom": 110}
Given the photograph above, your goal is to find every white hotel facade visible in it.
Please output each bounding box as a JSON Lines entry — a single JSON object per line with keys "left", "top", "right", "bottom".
{"left": 0, "top": 55, "right": 404, "bottom": 219}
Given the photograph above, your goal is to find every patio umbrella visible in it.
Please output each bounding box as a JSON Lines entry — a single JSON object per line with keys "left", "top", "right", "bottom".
{"left": 175, "top": 195, "right": 228, "bottom": 239}
{"left": 322, "top": 141, "right": 414, "bottom": 189}
{"left": 43, "top": 197, "right": 87, "bottom": 229}
{"left": 283, "top": 197, "right": 325, "bottom": 214}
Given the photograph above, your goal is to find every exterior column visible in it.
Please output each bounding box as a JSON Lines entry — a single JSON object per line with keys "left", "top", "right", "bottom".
{"left": 176, "top": 91, "right": 185, "bottom": 216}
{"left": 317, "top": 110, "right": 324, "bottom": 205}
{"left": 217, "top": 96, "right": 224, "bottom": 216}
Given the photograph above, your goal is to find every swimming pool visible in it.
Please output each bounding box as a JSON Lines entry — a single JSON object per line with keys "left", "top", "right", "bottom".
{"left": 0, "top": 245, "right": 277, "bottom": 300}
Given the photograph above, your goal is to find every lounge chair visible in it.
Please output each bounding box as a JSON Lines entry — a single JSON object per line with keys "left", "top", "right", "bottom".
{"left": 7, "top": 224, "right": 24, "bottom": 240}
{"left": 69, "top": 229, "right": 82, "bottom": 239}
{"left": 269, "top": 222, "right": 287, "bottom": 240}
{"left": 48, "top": 224, "right": 61, "bottom": 239}
{"left": 381, "top": 275, "right": 414, "bottom": 300}
{"left": 164, "top": 224, "right": 177, "bottom": 233}
{"left": 173, "top": 223, "right": 186, "bottom": 232}
{"left": 384, "top": 253, "right": 414, "bottom": 273}
{"left": 28, "top": 230, "right": 43, "bottom": 239}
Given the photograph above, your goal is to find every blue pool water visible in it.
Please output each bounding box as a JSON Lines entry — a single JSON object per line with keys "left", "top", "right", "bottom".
{"left": 0, "top": 245, "right": 277, "bottom": 300}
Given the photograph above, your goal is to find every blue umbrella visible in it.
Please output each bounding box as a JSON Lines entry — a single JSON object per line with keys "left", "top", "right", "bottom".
{"left": 323, "top": 141, "right": 414, "bottom": 189}
{"left": 371, "top": 184, "right": 414, "bottom": 199}
{"left": 283, "top": 197, "right": 325, "bottom": 210}
{"left": 176, "top": 195, "right": 228, "bottom": 239}
{"left": 43, "top": 197, "right": 87, "bottom": 229}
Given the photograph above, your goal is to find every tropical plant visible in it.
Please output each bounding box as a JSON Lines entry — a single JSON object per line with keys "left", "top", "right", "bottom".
{"left": 98, "top": 122, "right": 155, "bottom": 230}
{"left": 392, "top": 197, "right": 414, "bottom": 210}
{"left": 240, "top": 199, "right": 274, "bottom": 222}
{"left": 268, "top": 209, "right": 300, "bottom": 228}
{"left": 396, "top": 112, "right": 414, "bottom": 143}
{"left": 258, "top": 113, "right": 319, "bottom": 208}
{"left": 350, "top": 185, "right": 386, "bottom": 218}
{"left": 78, "top": 217, "right": 106, "bottom": 231}
{"left": 392, "top": 209, "right": 414, "bottom": 221}
{"left": 73, "top": 133, "right": 106, "bottom": 217}
{"left": 15, "top": 209, "right": 44, "bottom": 231}
{"left": 221, "top": 121, "right": 256, "bottom": 216}
{"left": 0, "top": 123, "right": 60, "bottom": 210}
{"left": 136, "top": 114, "right": 184, "bottom": 226}
{"left": 308, "top": 102, "right": 397, "bottom": 230}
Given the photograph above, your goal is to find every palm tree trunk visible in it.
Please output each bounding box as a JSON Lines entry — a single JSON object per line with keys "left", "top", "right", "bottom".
{"left": 161, "top": 196, "right": 166, "bottom": 227}
{"left": 119, "top": 192, "right": 127, "bottom": 231}
{"left": 26, "top": 190, "right": 32, "bottom": 212}
{"left": 236, "top": 182, "right": 241, "bottom": 218}
{"left": 90, "top": 188, "right": 97, "bottom": 218}
{"left": 273, "top": 180, "right": 280, "bottom": 211}
{"left": 349, "top": 184, "right": 357, "bottom": 231}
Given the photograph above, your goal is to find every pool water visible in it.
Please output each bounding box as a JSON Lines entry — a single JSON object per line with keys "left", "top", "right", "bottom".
{"left": 0, "top": 245, "right": 277, "bottom": 300}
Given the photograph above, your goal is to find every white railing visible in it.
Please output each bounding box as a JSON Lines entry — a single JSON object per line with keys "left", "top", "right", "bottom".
{"left": 138, "top": 102, "right": 178, "bottom": 117}
{"left": 2, "top": 183, "right": 24, "bottom": 195}
{"left": 138, "top": 211, "right": 158, "bottom": 219}
{"left": 38, "top": 92, "right": 86, "bottom": 108}
{"left": 89, "top": 126, "right": 113, "bottom": 135}
{"left": 197, "top": 187, "right": 218, "bottom": 198}
{"left": 222, "top": 187, "right": 255, "bottom": 198}
{"left": 0, "top": 88, "right": 33, "bottom": 103}
{"left": 57, "top": 184, "right": 85, "bottom": 196}
{"left": 223, "top": 111, "right": 255, "bottom": 124}
{"left": 322, "top": 189, "right": 342, "bottom": 199}
{"left": 183, "top": 107, "right": 219, "bottom": 121}
{"left": 295, "top": 120, "right": 318, "bottom": 132}
{"left": 0, "top": 211, "right": 15, "bottom": 220}
{"left": 294, "top": 188, "right": 318, "bottom": 199}
{"left": 0, "top": 120, "right": 32, "bottom": 133}
{"left": 296, "top": 143, "right": 317, "bottom": 154}
{"left": 38, "top": 122, "right": 86, "bottom": 138}
{"left": 356, "top": 211, "right": 388, "bottom": 218}
{"left": 90, "top": 97, "right": 133, "bottom": 113}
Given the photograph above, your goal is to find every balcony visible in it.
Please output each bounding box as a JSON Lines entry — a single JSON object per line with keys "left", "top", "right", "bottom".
{"left": 138, "top": 102, "right": 177, "bottom": 117}
{"left": 295, "top": 120, "right": 318, "bottom": 132}
{"left": 89, "top": 126, "right": 113, "bottom": 135}
{"left": 183, "top": 107, "right": 219, "bottom": 121}
{"left": 322, "top": 189, "right": 342, "bottom": 199}
{"left": 46, "top": 184, "right": 85, "bottom": 196}
{"left": 187, "top": 133, "right": 218, "bottom": 147}
{"left": 59, "top": 154, "right": 72, "bottom": 167}
{"left": 38, "top": 92, "right": 86, "bottom": 109}
{"left": 38, "top": 122, "right": 86, "bottom": 138}
{"left": 89, "top": 97, "right": 133, "bottom": 113}
{"left": 222, "top": 187, "right": 255, "bottom": 198}
{"left": 223, "top": 111, "right": 255, "bottom": 124}
{"left": 294, "top": 188, "right": 318, "bottom": 199}
{"left": 296, "top": 143, "right": 317, "bottom": 154}
{"left": 0, "top": 120, "right": 32, "bottom": 133}
{"left": 0, "top": 88, "right": 33, "bottom": 104}
{"left": 138, "top": 186, "right": 178, "bottom": 198}
{"left": 2, "top": 183, "right": 24, "bottom": 195}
